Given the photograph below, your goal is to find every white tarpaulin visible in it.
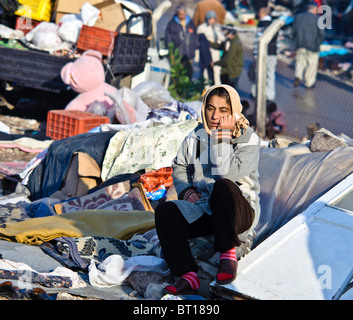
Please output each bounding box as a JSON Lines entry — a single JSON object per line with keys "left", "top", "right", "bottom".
{"left": 255, "top": 144, "right": 353, "bottom": 245}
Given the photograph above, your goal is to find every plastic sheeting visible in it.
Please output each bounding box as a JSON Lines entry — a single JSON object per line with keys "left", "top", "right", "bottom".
{"left": 255, "top": 144, "right": 353, "bottom": 246}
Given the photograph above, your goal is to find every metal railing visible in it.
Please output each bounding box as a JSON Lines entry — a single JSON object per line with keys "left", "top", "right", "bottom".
{"left": 255, "top": 18, "right": 285, "bottom": 138}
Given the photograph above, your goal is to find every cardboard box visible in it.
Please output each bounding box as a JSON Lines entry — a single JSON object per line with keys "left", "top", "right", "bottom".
{"left": 54, "top": 0, "right": 103, "bottom": 23}
{"left": 93, "top": 0, "right": 126, "bottom": 32}
{"left": 54, "top": 0, "right": 126, "bottom": 32}
{"left": 56, "top": 0, "right": 102, "bottom": 15}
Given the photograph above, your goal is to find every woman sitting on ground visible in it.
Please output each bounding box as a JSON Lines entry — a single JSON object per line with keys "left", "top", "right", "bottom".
{"left": 155, "top": 84, "right": 261, "bottom": 294}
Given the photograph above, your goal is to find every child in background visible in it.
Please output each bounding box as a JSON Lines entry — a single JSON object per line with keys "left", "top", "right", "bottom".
{"left": 266, "top": 101, "right": 287, "bottom": 138}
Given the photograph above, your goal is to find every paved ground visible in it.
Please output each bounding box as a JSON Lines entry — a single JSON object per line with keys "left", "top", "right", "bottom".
{"left": 237, "top": 46, "right": 353, "bottom": 141}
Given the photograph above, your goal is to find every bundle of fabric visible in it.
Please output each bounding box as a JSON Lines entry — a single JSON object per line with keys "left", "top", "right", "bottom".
{"left": 53, "top": 182, "right": 151, "bottom": 214}
{"left": 0, "top": 258, "right": 85, "bottom": 289}
{"left": 147, "top": 101, "right": 199, "bottom": 122}
{"left": 39, "top": 233, "right": 157, "bottom": 271}
{"left": 0, "top": 209, "right": 155, "bottom": 245}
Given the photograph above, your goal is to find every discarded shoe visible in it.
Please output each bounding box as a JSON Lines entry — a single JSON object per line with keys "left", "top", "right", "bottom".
{"left": 0, "top": 281, "right": 26, "bottom": 300}
{"left": 0, "top": 281, "right": 57, "bottom": 300}
{"left": 216, "top": 259, "right": 238, "bottom": 285}
{"left": 25, "top": 287, "right": 57, "bottom": 300}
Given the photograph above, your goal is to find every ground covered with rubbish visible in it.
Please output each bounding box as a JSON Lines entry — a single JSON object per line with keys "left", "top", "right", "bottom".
{"left": 0, "top": 0, "right": 353, "bottom": 301}
{"left": 1, "top": 77, "right": 353, "bottom": 303}
{"left": 0, "top": 87, "right": 233, "bottom": 301}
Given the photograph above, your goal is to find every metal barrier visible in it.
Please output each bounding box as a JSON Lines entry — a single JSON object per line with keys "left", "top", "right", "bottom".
{"left": 255, "top": 18, "right": 285, "bottom": 138}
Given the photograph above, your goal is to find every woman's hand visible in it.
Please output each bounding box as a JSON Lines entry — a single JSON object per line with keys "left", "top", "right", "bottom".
{"left": 184, "top": 189, "right": 202, "bottom": 203}
{"left": 217, "top": 114, "right": 238, "bottom": 131}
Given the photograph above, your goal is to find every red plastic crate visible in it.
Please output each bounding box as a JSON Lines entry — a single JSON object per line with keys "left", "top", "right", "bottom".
{"left": 76, "top": 25, "right": 117, "bottom": 56}
{"left": 46, "top": 110, "right": 110, "bottom": 140}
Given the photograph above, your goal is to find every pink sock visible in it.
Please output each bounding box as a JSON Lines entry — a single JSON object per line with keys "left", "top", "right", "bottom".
{"left": 181, "top": 271, "right": 200, "bottom": 290}
{"left": 217, "top": 248, "right": 237, "bottom": 282}
{"left": 165, "top": 271, "right": 200, "bottom": 293}
{"left": 220, "top": 247, "right": 237, "bottom": 261}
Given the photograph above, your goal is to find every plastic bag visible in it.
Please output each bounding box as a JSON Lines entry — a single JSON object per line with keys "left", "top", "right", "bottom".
{"left": 184, "top": 101, "right": 202, "bottom": 120}
{"left": 80, "top": 2, "right": 100, "bottom": 26}
{"left": 133, "top": 81, "right": 174, "bottom": 104}
{"left": 88, "top": 255, "right": 135, "bottom": 287}
{"left": 57, "top": 2, "right": 99, "bottom": 44}
{"left": 105, "top": 87, "right": 150, "bottom": 124}
{"left": 57, "top": 14, "right": 83, "bottom": 43}
{"left": 138, "top": 167, "right": 173, "bottom": 193}
{"left": 0, "top": 24, "right": 23, "bottom": 39}
{"left": 145, "top": 185, "right": 168, "bottom": 201}
{"left": 25, "top": 22, "right": 62, "bottom": 51}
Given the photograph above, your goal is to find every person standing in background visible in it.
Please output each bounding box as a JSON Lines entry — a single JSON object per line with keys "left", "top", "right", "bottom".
{"left": 193, "top": 0, "right": 226, "bottom": 26}
{"left": 165, "top": 4, "right": 199, "bottom": 80}
{"left": 198, "top": 32, "right": 214, "bottom": 85}
{"left": 292, "top": 1, "right": 325, "bottom": 89}
{"left": 211, "top": 28, "right": 244, "bottom": 89}
{"left": 197, "top": 10, "right": 226, "bottom": 85}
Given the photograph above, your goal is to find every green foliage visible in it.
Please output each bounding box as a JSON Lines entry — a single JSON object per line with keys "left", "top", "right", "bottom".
{"left": 167, "top": 43, "right": 209, "bottom": 102}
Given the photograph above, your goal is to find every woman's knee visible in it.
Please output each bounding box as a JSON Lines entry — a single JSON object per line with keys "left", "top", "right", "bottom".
{"left": 214, "top": 178, "right": 240, "bottom": 194}
{"left": 155, "top": 201, "right": 180, "bottom": 225}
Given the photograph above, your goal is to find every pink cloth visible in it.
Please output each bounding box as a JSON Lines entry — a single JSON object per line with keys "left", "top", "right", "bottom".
{"left": 270, "top": 110, "right": 287, "bottom": 132}
{"left": 61, "top": 50, "right": 118, "bottom": 113}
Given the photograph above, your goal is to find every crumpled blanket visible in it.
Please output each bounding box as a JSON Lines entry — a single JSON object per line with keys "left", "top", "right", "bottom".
{"left": 54, "top": 183, "right": 148, "bottom": 214}
{"left": 101, "top": 119, "right": 198, "bottom": 180}
{"left": 0, "top": 162, "right": 28, "bottom": 176}
{"left": 27, "top": 131, "right": 116, "bottom": 200}
{"left": 0, "top": 137, "right": 52, "bottom": 153}
{"left": 147, "top": 101, "right": 199, "bottom": 122}
{"left": 0, "top": 202, "right": 31, "bottom": 226}
{"left": 0, "top": 209, "right": 155, "bottom": 245}
{"left": 40, "top": 233, "right": 157, "bottom": 271}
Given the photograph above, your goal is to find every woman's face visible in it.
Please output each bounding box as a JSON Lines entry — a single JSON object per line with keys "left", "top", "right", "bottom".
{"left": 205, "top": 95, "right": 232, "bottom": 130}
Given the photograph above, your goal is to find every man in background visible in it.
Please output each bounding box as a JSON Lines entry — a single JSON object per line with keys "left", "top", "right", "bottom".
{"left": 211, "top": 28, "right": 244, "bottom": 89}
{"left": 292, "top": 1, "right": 325, "bottom": 88}
{"left": 165, "top": 4, "right": 199, "bottom": 80}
